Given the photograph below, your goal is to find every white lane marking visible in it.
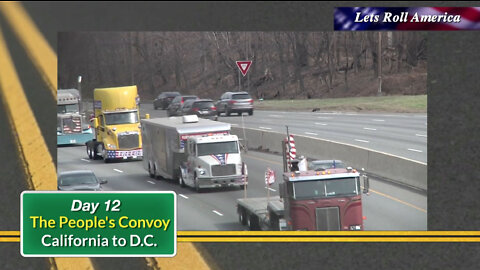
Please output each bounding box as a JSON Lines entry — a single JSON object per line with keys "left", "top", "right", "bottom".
{"left": 179, "top": 194, "right": 189, "bottom": 199}
{"left": 354, "top": 139, "right": 370, "bottom": 143}
{"left": 315, "top": 122, "right": 328, "bottom": 126}
{"left": 269, "top": 114, "right": 281, "bottom": 118}
{"left": 346, "top": 113, "right": 358, "bottom": 116}
{"left": 80, "top": 158, "right": 91, "bottom": 162}
{"left": 147, "top": 181, "right": 156, "bottom": 185}
{"left": 317, "top": 116, "right": 331, "bottom": 119}
{"left": 212, "top": 210, "right": 224, "bottom": 216}
{"left": 265, "top": 187, "right": 277, "bottom": 192}
{"left": 372, "top": 119, "right": 385, "bottom": 122}
{"left": 408, "top": 148, "right": 423, "bottom": 153}
{"left": 415, "top": 134, "right": 427, "bottom": 137}
{"left": 113, "top": 169, "right": 123, "bottom": 173}
{"left": 259, "top": 126, "right": 272, "bottom": 130}
{"left": 305, "top": 132, "right": 318, "bottom": 136}
{"left": 363, "top": 127, "right": 377, "bottom": 131}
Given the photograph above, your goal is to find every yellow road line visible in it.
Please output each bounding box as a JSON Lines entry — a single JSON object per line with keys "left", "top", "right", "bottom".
{"left": 178, "top": 231, "right": 480, "bottom": 236}
{"left": 149, "top": 243, "right": 210, "bottom": 270}
{"left": 0, "top": 24, "right": 94, "bottom": 270}
{"left": 0, "top": 26, "right": 56, "bottom": 190}
{"left": 0, "top": 231, "right": 20, "bottom": 236}
{"left": 0, "top": 237, "right": 20, "bottom": 242}
{"left": 0, "top": 2, "right": 56, "bottom": 97}
{"left": 368, "top": 188, "right": 427, "bottom": 213}
{"left": 53, "top": 258, "right": 95, "bottom": 270}
{"left": 177, "top": 237, "right": 480, "bottom": 242}
{"left": 246, "top": 154, "right": 426, "bottom": 213}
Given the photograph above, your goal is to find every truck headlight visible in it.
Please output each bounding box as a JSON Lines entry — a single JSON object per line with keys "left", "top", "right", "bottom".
{"left": 349, "top": 225, "right": 362, "bottom": 230}
{"left": 198, "top": 168, "right": 206, "bottom": 175}
{"left": 107, "top": 144, "right": 117, "bottom": 150}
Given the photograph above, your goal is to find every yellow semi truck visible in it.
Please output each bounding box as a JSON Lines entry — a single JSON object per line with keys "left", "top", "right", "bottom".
{"left": 86, "top": 85, "right": 143, "bottom": 162}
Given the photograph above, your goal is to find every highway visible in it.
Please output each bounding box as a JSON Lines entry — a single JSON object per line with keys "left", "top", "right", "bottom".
{"left": 147, "top": 106, "right": 427, "bottom": 163}
{"left": 58, "top": 137, "right": 427, "bottom": 231}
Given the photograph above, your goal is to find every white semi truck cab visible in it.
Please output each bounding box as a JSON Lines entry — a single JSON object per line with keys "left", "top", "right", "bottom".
{"left": 141, "top": 115, "right": 247, "bottom": 192}
{"left": 180, "top": 134, "right": 246, "bottom": 191}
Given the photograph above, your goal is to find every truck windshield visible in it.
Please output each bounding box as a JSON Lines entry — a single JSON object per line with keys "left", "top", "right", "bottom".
{"left": 292, "top": 177, "right": 359, "bottom": 200}
{"left": 104, "top": 111, "right": 138, "bottom": 125}
{"left": 57, "top": 104, "right": 79, "bottom": 114}
{"left": 197, "top": 141, "right": 238, "bottom": 156}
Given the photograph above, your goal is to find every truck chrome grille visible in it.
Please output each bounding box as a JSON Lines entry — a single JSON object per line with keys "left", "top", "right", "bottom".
{"left": 315, "top": 207, "right": 340, "bottom": 231}
{"left": 211, "top": 164, "right": 236, "bottom": 176}
{"left": 118, "top": 133, "right": 139, "bottom": 149}
{"left": 62, "top": 116, "right": 82, "bottom": 134}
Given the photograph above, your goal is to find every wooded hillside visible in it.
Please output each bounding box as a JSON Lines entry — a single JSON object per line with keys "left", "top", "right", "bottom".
{"left": 58, "top": 32, "right": 427, "bottom": 100}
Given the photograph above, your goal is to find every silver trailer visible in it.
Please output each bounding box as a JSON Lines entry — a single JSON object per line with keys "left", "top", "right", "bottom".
{"left": 141, "top": 115, "right": 232, "bottom": 181}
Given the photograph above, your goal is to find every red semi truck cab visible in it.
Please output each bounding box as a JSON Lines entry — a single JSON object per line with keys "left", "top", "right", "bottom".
{"left": 280, "top": 168, "right": 367, "bottom": 231}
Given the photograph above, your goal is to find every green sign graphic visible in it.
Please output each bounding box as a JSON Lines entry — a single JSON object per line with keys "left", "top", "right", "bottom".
{"left": 21, "top": 191, "right": 176, "bottom": 257}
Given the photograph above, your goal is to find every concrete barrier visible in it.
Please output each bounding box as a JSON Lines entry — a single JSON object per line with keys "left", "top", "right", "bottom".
{"left": 232, "top": 126, "right": 427, "bottom": 191}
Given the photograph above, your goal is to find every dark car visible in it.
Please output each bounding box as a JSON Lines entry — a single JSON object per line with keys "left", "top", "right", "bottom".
{"left": 308, "top": 160, "right": 346, "bottom": 171}
{"left": 181, "top": 99, "right": 218, "bottom": 121}
{"left": 57, "top": 170, "right": 107, "bottom": 191}
{"left": 167, "top": 95, "right": 198, "bottom": 117}
{"left": 153, "top": 92, "right": 181, "bottom": 110}
{"left": 216, "top": 92, "right": 254, "bottom": 116}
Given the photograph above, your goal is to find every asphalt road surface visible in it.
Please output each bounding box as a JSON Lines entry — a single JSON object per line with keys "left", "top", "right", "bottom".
{"left": 58, "top": 144, "right": 427, "bottom": 231}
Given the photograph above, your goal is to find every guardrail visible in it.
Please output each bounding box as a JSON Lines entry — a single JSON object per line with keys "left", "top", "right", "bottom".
{"left": 231, "top": 126, "right": 427, "bottom": 191}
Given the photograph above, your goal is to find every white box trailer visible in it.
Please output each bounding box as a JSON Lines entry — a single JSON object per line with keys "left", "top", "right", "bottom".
{"left": 141, "top": 115, "right": 247, "bottom": 191}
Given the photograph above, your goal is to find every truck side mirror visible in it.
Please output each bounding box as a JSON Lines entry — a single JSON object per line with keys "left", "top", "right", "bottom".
{"left": 279, "top": 183, "right": 285, "bottom": 199}
{"left": 92, "top": 118, "right": 99, "bottom": 129}
{"left": 361, "top": 175, "right": 369, "bottom": 194}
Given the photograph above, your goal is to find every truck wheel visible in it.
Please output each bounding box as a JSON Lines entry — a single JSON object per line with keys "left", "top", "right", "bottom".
{"left": 86, "top": 144, "right": 93, "bottom": 159}
{"left": 179, "top": 174, "right": 186, "bottom": 187}
{"left": 93, "top": 143, "right": 100, "bottom": 160}
{"left": 148, "top": 163, "right": 155, "bottom": 178}
{"left": 194, "top": 175, "right": 201, "bottom": 193}
{"left": 238, "top": 208, "right": 247, "bottom": 225}
{"left": 247, "top": 214, "right": 260, "bottom": 231}
{"left": 270, "top": 212, "right": 279, "bottom": 230}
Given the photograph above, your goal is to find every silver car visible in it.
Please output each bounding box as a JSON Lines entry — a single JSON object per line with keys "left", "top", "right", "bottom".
{"left": 57, "top": 170, "right": 107, "bottom": 191}
{"left": 216, "top": 92, "right": 254, "bottom": 116}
